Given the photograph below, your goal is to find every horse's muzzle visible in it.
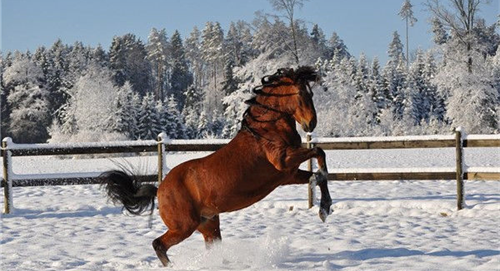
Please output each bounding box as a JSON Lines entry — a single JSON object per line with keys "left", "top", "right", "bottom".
{"left": 301, "top": 119, "right": 317, "bottom": 132}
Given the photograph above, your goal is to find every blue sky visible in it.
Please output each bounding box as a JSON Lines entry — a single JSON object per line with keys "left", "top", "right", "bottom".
{"left": 1, "top": 0, "right": 498, "bottom": 63}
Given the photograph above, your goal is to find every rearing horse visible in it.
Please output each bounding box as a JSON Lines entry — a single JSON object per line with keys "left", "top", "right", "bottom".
{"left": 101, "top": 66, "right": 332, "bottom": 267}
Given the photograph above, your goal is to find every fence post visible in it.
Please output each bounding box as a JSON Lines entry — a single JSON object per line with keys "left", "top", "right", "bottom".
{"left": 157, "top": 133, "right": 167, "bottom": 185}
{"left": 2, "top": 137, "right": 13, "bottom": 214}
{"left": 455, "top": 127, "right": 465, "bottom": 210}
{"left": 307, "top": 133, "right": 314, "bottom": 209}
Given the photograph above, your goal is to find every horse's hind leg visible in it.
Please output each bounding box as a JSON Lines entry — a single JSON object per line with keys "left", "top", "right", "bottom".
{"left": 197, "top": 215, "right": 222, "bottom": 249}
{"left": 153, "top": 191, "right": 200, "bottom": 266}
{"left": 153, "top": 225, "right": 198, "bottom": 266}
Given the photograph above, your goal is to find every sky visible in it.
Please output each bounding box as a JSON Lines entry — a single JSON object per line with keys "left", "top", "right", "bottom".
{"left": 1, "top": 0, "right": 499, "bottom": 64}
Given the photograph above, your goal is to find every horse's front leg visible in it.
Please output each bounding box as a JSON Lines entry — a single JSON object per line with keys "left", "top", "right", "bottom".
{"left": 303, "top": 147, "right": 332, "bottom": 222}
{"left": 270, "top": 146, "right": 333, "bottom": 222}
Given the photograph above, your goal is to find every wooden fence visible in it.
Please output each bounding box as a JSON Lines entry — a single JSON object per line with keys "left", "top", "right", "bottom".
{"left": 2, "top": 129, "right": 499, "bottom": 214}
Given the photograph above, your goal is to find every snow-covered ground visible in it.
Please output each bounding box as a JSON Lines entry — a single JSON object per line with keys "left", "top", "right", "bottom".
{"left": 1, "top": 147, "right": 499, "bottom": 270}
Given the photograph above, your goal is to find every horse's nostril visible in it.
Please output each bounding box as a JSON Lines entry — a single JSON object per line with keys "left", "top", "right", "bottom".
{"left": 301, "top": 122, "right": 312, "bottom": 132}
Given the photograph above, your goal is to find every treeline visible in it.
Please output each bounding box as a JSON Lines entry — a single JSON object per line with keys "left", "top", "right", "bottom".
{"left": 1, "top": 2, "right": 499, "bottom": 143}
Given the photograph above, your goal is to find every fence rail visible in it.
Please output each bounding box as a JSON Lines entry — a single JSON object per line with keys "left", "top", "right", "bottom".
{"left": 2, "top": 129, "right": 499, "bottom": 214}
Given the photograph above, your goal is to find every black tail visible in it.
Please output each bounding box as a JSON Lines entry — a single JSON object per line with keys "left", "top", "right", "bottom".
{"left": 100, "top": 170, "right": 158, "bottom": 215}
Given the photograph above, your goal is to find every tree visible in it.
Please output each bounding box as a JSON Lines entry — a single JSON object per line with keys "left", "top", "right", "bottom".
{"left": 50, "top": 64, "right": 126, "bottom": 142}
{"left": 368, "top": 57, "right": 387, "bottom": 118}
{"left": 426, "top": 0, "right": 484, "bottom": 73}
{"left": 185, "top": 26, "right": 203, "bottom": 88}
{"left": 109, "top": 33, "right": 151, "bottom": 96}
{"left": 113, "top": 82, "right": 140, "bottom": 139}
{"left": 169, "top": 30, "right": 193, "bottom": 110}
{"left": 146, "top": 28, "right": 169, "bottom": 101}
{"left": 431, "top": 16, "right": 449, "bottom": 45}
{"left": 328, "top": 32, "right": 350, "bottom": 59}
{"left": 225, "top": 21, "right": 253, "bottom": 67}
{"left": 163, "top": 95, "right": 186, "bottom": 139}
{"left": 398, "top": 0, "right": 418, "bottom": 69}
{"left": 268, "top": 0, "right": 309, "bottom": 64}
{"left": 137, "top": 93, "right": 161, "bottom": 139}
{"left": 3, "top": 55, "right": 51, "bottom": 143}
{"left": 201, "top": 21, "right": 224, "bottom": 92}
{"left": 221, "top": 58, "right": 239, "bottom": 97}
{"left": 388, "top": 31, "right": 405, "bottom": 65}
{"left": 182, "top": 84, "right": 203, "bottom": 138}
{"left": 201, "top": 21, "right": 225, "bottom": 113}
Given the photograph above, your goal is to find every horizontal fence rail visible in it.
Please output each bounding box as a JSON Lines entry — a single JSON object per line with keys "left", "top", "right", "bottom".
{"left": 1, "top": 129, "right": 499, "bottom": 214}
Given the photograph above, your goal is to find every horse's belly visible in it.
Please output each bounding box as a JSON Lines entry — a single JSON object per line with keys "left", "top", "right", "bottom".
{"left": 205, "top": 174, "right": 284, "bottom": 214}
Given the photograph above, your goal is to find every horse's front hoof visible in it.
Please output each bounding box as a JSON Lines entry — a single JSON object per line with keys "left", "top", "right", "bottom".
{"left": 319, "top": 199, "right": 333, "bottom": 222}
{"left": 319, "top": 207, "right": 329, "bottom": 222}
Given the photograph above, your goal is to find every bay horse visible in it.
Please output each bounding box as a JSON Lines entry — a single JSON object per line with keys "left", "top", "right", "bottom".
{"left": 101, "top": 66, "right": 332, "bottom": 267}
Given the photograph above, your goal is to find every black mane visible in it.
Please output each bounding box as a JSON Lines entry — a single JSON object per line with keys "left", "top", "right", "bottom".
{"left": 260, "top": 66, "right": 319, "bottom": 87}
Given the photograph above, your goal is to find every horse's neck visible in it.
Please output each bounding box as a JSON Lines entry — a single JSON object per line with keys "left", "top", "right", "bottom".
{"left": 243, "top": 107, "right": 301, "bottom": 146}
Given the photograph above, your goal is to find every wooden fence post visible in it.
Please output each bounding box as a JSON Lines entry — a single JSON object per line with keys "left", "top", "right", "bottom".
{"left": 157, "top": 133, "right": 167, "bottom": 185}
{"left": 455, "top": 128, "right": 465, "bottom": 210}
{"left": 2, "top": 137, "right": 13, "bottom": 214}
{"left": 307, "top": 133, "right": 314, "bottom": 209}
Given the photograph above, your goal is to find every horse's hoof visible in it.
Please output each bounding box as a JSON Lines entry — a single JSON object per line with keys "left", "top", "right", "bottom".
{"left": 319, "top": 208, "right": 329, "bottom": 222}
{"left": 319, "top": 202, "right": 333, "bottom": 222}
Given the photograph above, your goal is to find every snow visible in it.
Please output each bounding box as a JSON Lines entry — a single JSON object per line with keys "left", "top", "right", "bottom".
{"left": 1, "top": 148, "right": 499, "bottom": 270}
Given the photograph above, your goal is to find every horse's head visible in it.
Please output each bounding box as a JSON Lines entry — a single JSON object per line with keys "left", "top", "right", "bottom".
{"left": 257, "top": 66, "right": 320, "bottom": 132}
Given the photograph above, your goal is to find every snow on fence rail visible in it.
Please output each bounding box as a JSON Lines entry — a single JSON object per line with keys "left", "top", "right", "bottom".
{"left": 1, "top": 129, "right": 499, "bottom": 214}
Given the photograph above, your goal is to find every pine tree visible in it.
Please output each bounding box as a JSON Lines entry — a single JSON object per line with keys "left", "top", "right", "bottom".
{"left": 185, "top": 26, "right": 203, "bottom": 88}
{"left": 137, "top": 93, "right": 161, "bottom": 139}
{"left": 225, "top": 22, "right": 245, "bottom": 67}
{"left": 431, "top": 17, "right": 448, "bottom": 45}
{"left": 328, "top": 32, "right": 350, "bottom": 59}
{"left": 109, "top": 33, "right": 152, "bottom": 96}
{"left": 163, "top": 95, "right": 187, "bottom": 139}
{"left": 368, "top": 57, "right": 386, "bottom": 119}
{"left": 91, "top": 44, "right": 108, "bottom": 67}
{"left": 169, "top": 30, "right": 193, "bottom": 110}
{"left": 201, "top": 21, "right": 224, "bottom": 93}
{"left": 221, "top": 58, "right": 238, "bottom": 97}
{"left": 388, "top": 31, "right": 405, "bottom": 66}
{"left": 114, "top": 81, "right": 140, "bottom": 139}
{"left": 146, "top": 28, "right": 169, "bottom": 101}
{"left": 354, "top": 53, "right": 369, "bottom": 97}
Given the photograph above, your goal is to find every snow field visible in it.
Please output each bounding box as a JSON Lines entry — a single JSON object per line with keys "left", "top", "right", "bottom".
{"left": 1, "top": 180, "right": 499, "bottom": 271}
{"left": 1, "top": 147, "right": 499, "bottom": 270}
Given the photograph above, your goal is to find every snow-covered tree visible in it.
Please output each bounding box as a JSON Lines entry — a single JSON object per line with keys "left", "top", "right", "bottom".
{"left": 109, "top": 33, "right": 151, "bottom": 96}
{"left": 137, "top": 93, "right": 161, "bottom": 139}
{"left": 113, "top": 81, "right": 140, "bottom": 139}
{"left": 3, "top": 55, "right": 51, "bottom": 142}
{"left": 50, "top": 64, "right": 126, "bottom": 142}
{"left": 328, "top": 32, "right": 350, "bottom": 60}
{"left": 388, "top": 31, "right": 405, "bottom": 66}
{"left": 185, "top": 26, "right": 203, "bottom": 88}
{"left": 225, "top": 21, "right": 253, "bottom": 67}
{"left": 162, "top": 95, "right": 187, "bottom": 139}
{"left": 431, "top": 17, "right": 448, "bottom": 45}
{"left": 169, "top": 30, "right": 192, "bottom": 109}
{"left": 146, "top": 28, "right": 169, "bottom": 101}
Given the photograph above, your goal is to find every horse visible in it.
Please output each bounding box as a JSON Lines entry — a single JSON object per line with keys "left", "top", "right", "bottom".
{"left": 100, "top": 66, "right": 332, "bottom": 267}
